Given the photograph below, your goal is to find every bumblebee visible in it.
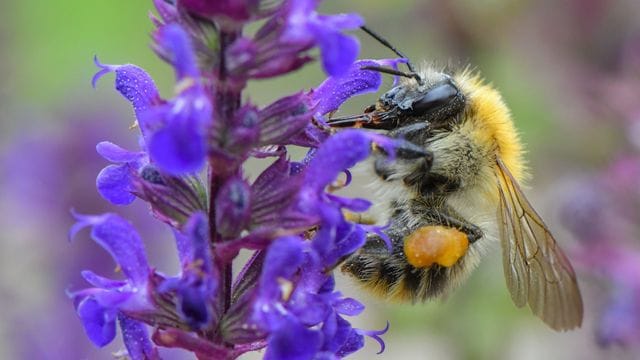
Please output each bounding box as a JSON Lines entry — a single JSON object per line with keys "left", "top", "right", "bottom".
{"left": 330, "top": 27, "right": 583, "bottom": 331}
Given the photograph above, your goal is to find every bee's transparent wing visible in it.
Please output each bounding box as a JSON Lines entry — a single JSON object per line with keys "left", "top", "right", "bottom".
{"left": 496, "top": 158, "right": 583, "bottom": 330}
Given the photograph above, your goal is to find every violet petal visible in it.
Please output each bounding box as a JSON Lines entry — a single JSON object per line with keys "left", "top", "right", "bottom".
{"left": 333, "top": 298, "right": 365, "bottom": 317}
{"left": 148, "top": 122, "right": 206, "bottom": 175}
{"left": 70, "top": 212, "right": 150, "bottom": 284}
{"left": 304, "top": 129, "right": 373, "bottom": 191}
{"left": 259, "top": 237, "right": 305, "bottom": 300}
{"left": 92, "top": 57, "right": 160, "bottom": 117}
{"left": 96, "top": 141, "right": 145, "bottom": 163}
{"left": 357, "top": 321, "right": 390, "bottom": 355}
{"left": 77, "top": 297, "right": 117, "bottom": 347}
{"left": 157, "top": 24, "right": 198, "bottom": 80}
{"left": 96, "top": 164, "right": 136, "bottom": 205}
{"left": 119, "top": 315, "right": 159, "bottom": 360}
{"left": 81, "top": 270, "right": 127, "bottom": 289}
{"left": 312, "top": 59, "right": 406, "bottom": 115}
{"left": 264, "top": 317, "right": 322, "bottom": 360}
{"left": 316, "top": 30, "right": 360, "bottom": 77}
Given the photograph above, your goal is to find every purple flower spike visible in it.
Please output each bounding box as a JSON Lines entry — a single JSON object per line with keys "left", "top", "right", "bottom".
{"left": 313, "top": 59, "right": 407, "bottom": 115}
{"left": 78, "top": 0, "right": 394, "bottom": 357}
{"left": 92, "top": 56, "right": 162, "bottom": 118}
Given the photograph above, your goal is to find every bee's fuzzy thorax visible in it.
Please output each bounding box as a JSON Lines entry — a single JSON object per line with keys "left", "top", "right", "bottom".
{"left": 453, "top": 70, "right": 528, "bottom": 183}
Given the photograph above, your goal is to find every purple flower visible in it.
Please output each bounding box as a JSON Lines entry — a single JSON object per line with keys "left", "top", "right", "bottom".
{"left": 119, "top": 315, "right": 160, "bottom": 360}
{"left": 160, "top": 212, "right": 219, "bottom": 329}
{"left": 597, "top": 285, "right": 640, "bottom": 346}
{"left": 91, "top": 57, "right": 161, "bottom": 120}
{"left": 254, "top": 236, "right": 388, "bottom": 359}
{"left": 562, "top": 157, "right": 640, "bottom": 347}
{"left": 95, "top": 141, "right": 148, "bottom": 205}
{"left": 226, "top": 0, "right": 364, "bottom": 79}
{"left": 68, "top": 212, "right": 154, "bottom": 347}
{"left": 94, "top": 25, "right": 211, "bottom": 176}
{"left": 281, "top": 0, "right": 363, "bottom": 76}
{"left": 312, "top": 58, "right": 408, "bottom": 116}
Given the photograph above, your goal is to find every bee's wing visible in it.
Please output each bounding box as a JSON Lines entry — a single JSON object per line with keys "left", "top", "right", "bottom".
{"left": 496, "top": 158, "right": 583, "bottom": 330}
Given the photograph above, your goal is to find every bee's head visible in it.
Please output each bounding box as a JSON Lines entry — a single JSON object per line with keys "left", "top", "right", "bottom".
{"left": 327, "top": 70, "right": 467, "bottom": 131}
{"left": 376, "top": 71, "right": 466, "bottom": 129}
{"left": 326, "top": 27, "right": 466, "bottom": 131}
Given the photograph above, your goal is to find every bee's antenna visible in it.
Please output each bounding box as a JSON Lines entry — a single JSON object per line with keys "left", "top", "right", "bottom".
{"left": 360, "top": 26, "right": 416, "bottom": 73}
{"left": 360, "top": 65, "right": 423, "bottom": 84}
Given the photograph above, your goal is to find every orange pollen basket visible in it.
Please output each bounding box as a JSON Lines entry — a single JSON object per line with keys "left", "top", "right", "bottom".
{"left": 403, "top": 225, "right": 469, "bottom": 268}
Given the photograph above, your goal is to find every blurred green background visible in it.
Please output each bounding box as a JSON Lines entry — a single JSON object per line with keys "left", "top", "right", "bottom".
{"left": 1, "top": 0, "right": 639, "bottom": 359}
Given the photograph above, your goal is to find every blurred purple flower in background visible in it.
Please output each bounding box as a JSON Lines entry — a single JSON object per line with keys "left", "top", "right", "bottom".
{"left": 554, "top": 9, "right": 640, "bottom": 349}
{"left": 0, "top": 112, "right": 168, "bottom": 359}
{"left": 68, "top": 0, "right": 409, "bottom": 358}
{"left": 562, "top": 155, "right": 640, "bottom": 347}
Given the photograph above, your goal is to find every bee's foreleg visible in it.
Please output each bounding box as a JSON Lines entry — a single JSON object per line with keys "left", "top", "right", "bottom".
{"left": 374, "top": 148, "right": 432, "bottom": 182}
{"left": 388, "top": 122, "right": 432, "bottom": 146}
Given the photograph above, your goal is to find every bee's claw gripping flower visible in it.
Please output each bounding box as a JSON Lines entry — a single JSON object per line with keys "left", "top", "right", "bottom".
{"left": 74, "top": 1, "right": 403, "bottom": 358}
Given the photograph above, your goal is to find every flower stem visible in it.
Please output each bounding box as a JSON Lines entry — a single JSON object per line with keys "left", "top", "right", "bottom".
{"left": 210, "top": 28, "right": 242, "bottom": 343}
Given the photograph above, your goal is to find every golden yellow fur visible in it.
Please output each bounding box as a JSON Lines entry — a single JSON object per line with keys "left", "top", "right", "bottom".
{"left": 454, "top": 70, "right": 527, "bottom": 183}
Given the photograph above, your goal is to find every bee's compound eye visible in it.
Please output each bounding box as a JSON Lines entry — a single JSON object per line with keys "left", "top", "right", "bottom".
{"left": 411, "top": 82, "right": 459, "bottom": 115}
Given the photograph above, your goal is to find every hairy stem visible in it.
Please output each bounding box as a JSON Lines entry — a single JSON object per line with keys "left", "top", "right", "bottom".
{"left": 210, "top": 28, "right": 242, "bottom": 344}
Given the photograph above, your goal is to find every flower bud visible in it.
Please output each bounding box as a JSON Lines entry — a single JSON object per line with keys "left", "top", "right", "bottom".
{"left": 215, "top": 177, "right": 251, "bottom": 238}
{"left": 180, "top": 0, "right": 259, "bottom": 22}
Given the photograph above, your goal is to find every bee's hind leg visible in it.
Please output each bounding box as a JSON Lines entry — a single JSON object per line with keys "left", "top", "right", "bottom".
{"left": 419, "top": 205, "right": 483, "bottom": 243}
{"left": 339, "top": 231, "right": 399, "bottom": 283}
